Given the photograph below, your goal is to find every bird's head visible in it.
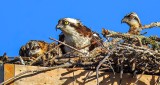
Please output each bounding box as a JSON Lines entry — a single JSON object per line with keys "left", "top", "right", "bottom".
{"left": 56, "top": 18, "right": 83, "bottom": 35}
{"left": 25, "top": 40, "right": 43, "bottom": 56}
{"left": 121, "top": 12, "right": 142, "bottom": 27}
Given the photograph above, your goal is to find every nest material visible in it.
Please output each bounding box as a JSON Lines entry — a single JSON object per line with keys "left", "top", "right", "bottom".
{"left": 1, "top": 29, "right": 160, "bottom": 75}
{"left": 1, "top": 27, "right": 160, "bottom": 85}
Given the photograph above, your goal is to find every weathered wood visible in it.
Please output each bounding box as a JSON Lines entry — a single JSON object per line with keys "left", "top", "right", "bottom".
{"left": 0, "top": 65, "right": 4, "bottom": 83}
{"left": 4, "top": 64, "right": 15, "bottom": 85}
{"left": 2, "top": 64, "right": 159, "bottom": 85}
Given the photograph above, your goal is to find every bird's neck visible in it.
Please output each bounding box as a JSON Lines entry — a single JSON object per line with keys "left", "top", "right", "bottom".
{"left": 129, "top": 26, "right": 141, "bottom": 35}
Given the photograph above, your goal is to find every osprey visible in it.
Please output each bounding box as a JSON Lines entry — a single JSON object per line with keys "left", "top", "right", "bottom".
{"left": 19, "top": 40, "right": 49, "bottom": 57}
{"left": 19, "top": 40, "right": 61, "bottom": 58}
{"left": 121, "top": 12, "right": 142, "bottom": 35}
{"left": 56, "top": 18, "right": 101, "bottom": 54}
{"left": 19, "top": 40, "right": 62, "bottom": 66}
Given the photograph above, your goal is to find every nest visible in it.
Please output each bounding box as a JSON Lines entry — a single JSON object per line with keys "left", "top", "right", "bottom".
{"left": 1, "top": 28, "right": 160, "bottom": 85}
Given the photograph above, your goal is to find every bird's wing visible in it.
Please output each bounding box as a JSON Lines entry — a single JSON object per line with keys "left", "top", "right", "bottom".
{"left": 89, "top": 31, "right": 102, "bottom": 51}
{"left": 59, "top": 33, "right": 66, "bottom": 54}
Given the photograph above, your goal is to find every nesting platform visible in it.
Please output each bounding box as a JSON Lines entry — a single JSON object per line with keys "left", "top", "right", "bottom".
{"left": 0, "top": 64, "right": 159, "bottom": 85}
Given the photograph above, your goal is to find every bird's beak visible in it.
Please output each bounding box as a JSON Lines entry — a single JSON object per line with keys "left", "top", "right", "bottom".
{"left": 56, "top": 24, "right": 63, "bottom": 31}
{"left": 121, "top": 18, "right": 125, "bottom": 24}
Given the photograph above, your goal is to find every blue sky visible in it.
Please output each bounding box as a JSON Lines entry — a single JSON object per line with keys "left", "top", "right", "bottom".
{"left": 0, "top": 0, "right": 160, "bottom": 56}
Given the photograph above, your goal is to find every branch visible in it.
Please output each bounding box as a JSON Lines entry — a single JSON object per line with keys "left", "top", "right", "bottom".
{"left": 29, "top": 43, "right": 62, "bottom": 65}
{"left": 134, "top": 63, "right": 148, "bottom": 84}
{"left": 49, "top": 37, "right": 87, "bottom": 55}
{"left": 141, "top": 22, "right": 160, "bottom": 29}
{"left": 102, "top": 28, "right": 142, "bottom": 40}
{"left": 102, "top": 28, "right": 160, "bottom": 49}
{"left": 19, "top": 56, "right": 25, "bottom": 65}
{"left": 96, "top": 45, "right": 117, "bottom": 85}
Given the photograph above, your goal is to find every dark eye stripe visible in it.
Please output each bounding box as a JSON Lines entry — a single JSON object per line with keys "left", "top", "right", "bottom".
{"left": 69, "top": 23, "right": 77, "bottom": 28}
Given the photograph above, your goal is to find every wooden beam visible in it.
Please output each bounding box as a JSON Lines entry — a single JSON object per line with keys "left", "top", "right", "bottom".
{"left": 2, "top": 64, "right": 159, "bottom": 85}
{"left": 4, "top": 64, "right": 15, "bottom": 85}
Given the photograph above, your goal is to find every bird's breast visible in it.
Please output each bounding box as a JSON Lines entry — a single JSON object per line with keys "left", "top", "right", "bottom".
{"left": 64, "top": 32, "right": 91, "bottom": 53}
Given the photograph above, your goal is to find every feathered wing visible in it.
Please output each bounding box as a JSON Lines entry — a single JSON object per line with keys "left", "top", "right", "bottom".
{"left": 58, "top": 33, "right": 66, "bottom": 54}
{"left": 89, "top": 31, "right": 102, "bottom": 51}
{"left": 131, "top": 13, "right": 142, "bottom": 27}
{"left": 78, "top": 25, "right": 102, "bottom": 51}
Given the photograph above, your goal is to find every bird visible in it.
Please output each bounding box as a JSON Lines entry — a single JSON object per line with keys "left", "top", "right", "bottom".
{"left": 121, "top": 12, "right": 142, "bottom": 35}
{"left": 19, "top": 40, "right": 49, "bottom": 58}
{"left": 19, "top": 40, "right": 61, "bottom": 58}
{"left": 0, "top": 52, "right": 9, "bottom": 64}
{"left": 56, "top": 18, "right": 101, "bottom": 54}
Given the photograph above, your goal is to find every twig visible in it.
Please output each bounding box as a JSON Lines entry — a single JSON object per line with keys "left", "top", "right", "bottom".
{"left": 30, "top": 43, "right": 62, "bottom": 65}
{"left": 43, "top": 55, "right": 57, "bottom": 66}
{"left": 82, "top": 71, "right": 94, "bottom": 80}
{"left": 43, "top": 44, "right": 62, "bottom": 66}
{"left": 106, "top": 59, "right": 115, "bottom": 76}
{"left": 134, "top": 63, "right": 148, "bottom": 84}
{"left": 155, "top": 76, "right": 160, "bottom": 85}
{"left": 19, "top": 56, "right": 25, "bottom": 65}
{"left": 96, "top": 52, "right": 112, "bottom": 85}
{"left": 80, "top": 39, "right": 102, "bottom": 50}
{"left": 96, "top": 47, "right": 116, "bottom": 85}
{"left": 49, "top": 37, "right": 87, "bottom": 55}
{"left": 119, "top": 59, "right": 124, "bottom": 85}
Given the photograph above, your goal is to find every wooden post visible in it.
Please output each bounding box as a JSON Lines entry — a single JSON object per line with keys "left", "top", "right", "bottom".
{"left": 4, "top": 64, "right": 15, "bottom": 85}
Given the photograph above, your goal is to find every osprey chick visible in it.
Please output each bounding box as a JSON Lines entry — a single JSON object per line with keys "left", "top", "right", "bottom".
{"left": 121, "top": 12, "right": 142, "bottom": 35}
{"left": 19, "top": 40, "right": 49, "bottom": 57}
{"left": 19, "top": 40, "right": 62, "bottom": 65}
{"left": 19, "top": 40, "right": 61, "bottom": 58}
{"left": 56, "top": 18, "right": 101, "bottom": 54}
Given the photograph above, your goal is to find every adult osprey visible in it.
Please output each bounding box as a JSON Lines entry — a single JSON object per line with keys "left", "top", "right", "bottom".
{"left": 121, "top": 12, "right": 142, "bottom": 35}
{"left": 56, "top": 18, "right": 101, "bottom": 54}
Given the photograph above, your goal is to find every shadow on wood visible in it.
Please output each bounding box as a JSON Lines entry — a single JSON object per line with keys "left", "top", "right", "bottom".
{"left": 3, "top": 64, "right": 159, "bottom": 85}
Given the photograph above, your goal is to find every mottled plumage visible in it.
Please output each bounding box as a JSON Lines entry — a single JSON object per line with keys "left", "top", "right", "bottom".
{"left": 122, "top": 12, "right": 142, "bottom": 35}
{"left": 19, "top": 40, "right": 49, "bottom": 57}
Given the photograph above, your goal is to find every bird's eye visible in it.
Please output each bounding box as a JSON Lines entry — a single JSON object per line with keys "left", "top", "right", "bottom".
{"left": 64, "top": 21, "right": 69, "bottom": 25}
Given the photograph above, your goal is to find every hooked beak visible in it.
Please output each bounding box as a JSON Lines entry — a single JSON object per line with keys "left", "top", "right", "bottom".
{"left": 56, "top": 24, "right": 63, "bottom": 31}
{"left": 121, "top": 18, "right": 125, "bottom": 24}
{"left": 121, "top": 17, "right": 128, "bottom": 24}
